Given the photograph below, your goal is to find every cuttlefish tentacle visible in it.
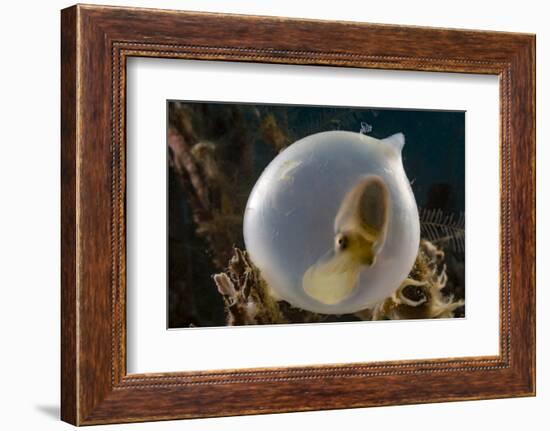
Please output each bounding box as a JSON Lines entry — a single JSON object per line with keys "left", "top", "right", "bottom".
{"left": 303, "top": 175, "right": 390, "bottom": 305}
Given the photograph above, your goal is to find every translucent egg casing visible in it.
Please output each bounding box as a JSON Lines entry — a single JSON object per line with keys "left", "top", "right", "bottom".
{"left": 243, "top": 131, "right": 420, "bottom": 314}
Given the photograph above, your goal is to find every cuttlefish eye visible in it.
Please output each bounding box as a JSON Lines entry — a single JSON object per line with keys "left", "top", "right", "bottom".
{"left": 335, "top": 233, "right": 348, "bottom": 250}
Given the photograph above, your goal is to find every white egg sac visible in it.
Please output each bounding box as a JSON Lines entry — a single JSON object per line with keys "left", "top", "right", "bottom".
{"left": 243, "top": 131, "right": 420, "bottom": 314}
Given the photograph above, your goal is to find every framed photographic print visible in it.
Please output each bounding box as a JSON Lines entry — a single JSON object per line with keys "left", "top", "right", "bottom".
{"left": 61, "top": 4, "right": 535, "bottom": 425}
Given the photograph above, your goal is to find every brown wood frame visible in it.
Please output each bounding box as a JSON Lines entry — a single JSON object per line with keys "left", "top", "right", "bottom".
{"left": 61, "top": 4, "right": 536, "bottom": 426}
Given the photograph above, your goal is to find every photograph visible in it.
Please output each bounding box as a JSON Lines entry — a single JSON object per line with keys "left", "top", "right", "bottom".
{"left": 167, "top": 101, "right": 466, "bottom": 328}
{"left": 0, "top": 0, "right": 541, "bottom": 428}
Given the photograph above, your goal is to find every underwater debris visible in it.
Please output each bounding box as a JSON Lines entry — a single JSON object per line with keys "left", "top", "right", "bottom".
{"left": 368, "top": 240, "right": 464, "bottom": 320}
{"left": 212, "top": 240, "right": 464, "bottom": 326}
{"left": 213, "top": 248, "right": 287, "bottom": 325}
{"left": 260, "top": 113, "right": 290, "bottom": 152}
{"left": 359, "top": 121, "right": 373, "bottom": 134}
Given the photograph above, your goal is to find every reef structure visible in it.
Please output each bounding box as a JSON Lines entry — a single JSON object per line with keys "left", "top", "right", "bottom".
{"left": 213, "top": 239, "right": 464, "bottom": 326}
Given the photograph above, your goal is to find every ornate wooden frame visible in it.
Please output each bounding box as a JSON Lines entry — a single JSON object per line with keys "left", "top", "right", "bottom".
{"left": 61, "top": 4, "right": 536, "bottom": 425}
